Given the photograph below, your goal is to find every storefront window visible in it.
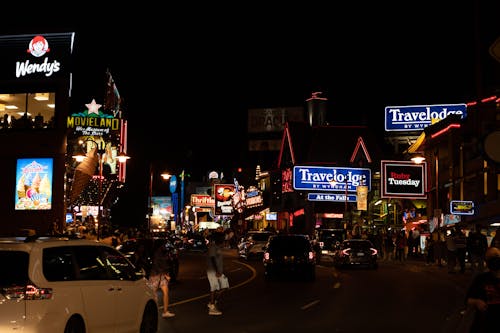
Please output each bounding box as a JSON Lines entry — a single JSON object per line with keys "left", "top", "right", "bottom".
{"left": 0, "top": 92, "right": 55, "bottom": 129}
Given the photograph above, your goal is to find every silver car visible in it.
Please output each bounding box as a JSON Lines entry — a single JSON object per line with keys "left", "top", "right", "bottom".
{"left": 237, "top": 231, "right": 274, "bottom": 260}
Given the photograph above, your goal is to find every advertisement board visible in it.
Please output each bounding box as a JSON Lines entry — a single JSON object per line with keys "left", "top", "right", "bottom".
{"left": 214, "top": 184, "right": 235, "bottom": 215}
{"left": 381, "top": 160, "right": 427, "bottom": 199}
{"left": 450, "top": 200, "right": 475, "bottom": 215}
{"left": 293, "top": 166, "right": 371, "bottom": 192}
{"left": 15, "top": 158, "right": 53, "bottom": 210}
{"left": 0, "top": 33, "right": 74, "bottom": 81}
{"left": 385, "top": 104, "right": 466, "bottom": 132}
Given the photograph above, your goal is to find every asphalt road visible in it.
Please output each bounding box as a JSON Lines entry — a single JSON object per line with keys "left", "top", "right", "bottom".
{"left": 158, "top": 248, "right": 476, "bottom": 333}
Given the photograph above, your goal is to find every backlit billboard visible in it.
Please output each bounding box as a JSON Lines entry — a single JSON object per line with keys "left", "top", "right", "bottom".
{"left": 15, "top": 158, "right": 53, "bottom": 210}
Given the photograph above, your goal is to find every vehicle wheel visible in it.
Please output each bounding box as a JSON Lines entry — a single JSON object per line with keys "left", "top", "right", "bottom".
{"left": 140, "top": 301, "right": 159, "bottom": 333}
{"left": 64, "top": 316, "right": 85, "bottom": 333}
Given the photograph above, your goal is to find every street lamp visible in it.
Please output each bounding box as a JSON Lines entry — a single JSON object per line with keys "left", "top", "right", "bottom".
{"left": 72, "top": 138, "right": 129, "bottom": 240}
{"left": 410, "top": 153, "right": 426, "bottom": 164}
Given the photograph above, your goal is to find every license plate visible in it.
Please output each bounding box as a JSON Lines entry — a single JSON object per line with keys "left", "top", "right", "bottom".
{"left": 356, "top": 252, "right": 365, "bottom": 257}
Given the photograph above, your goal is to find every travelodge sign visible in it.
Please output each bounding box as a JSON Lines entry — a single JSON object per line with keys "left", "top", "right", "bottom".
{"left": 385, "top": 104, "right": 467, "bottom": 132}
{"left": 293, "top": 166, "right": 371, "bottom": 192}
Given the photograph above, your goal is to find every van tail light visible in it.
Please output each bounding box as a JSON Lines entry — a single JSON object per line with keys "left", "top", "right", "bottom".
{"left": 25, "top": 284, "right": 52, "bottom": 300}
{"left": 2, "top": 284, "right": 52, "bottom": 300}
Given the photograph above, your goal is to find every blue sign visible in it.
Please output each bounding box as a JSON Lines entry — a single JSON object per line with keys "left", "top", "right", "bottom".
{"left": 172, "top": 192, "right": 178, "bottom": 223}
{"left": 308, "top": 193, "right": 357, "bottom": 202}
{"left": 293, "top": 166, "right": 371, "bottom": 192}
{"left": 169, "top": 175, "right": 177, "bottom": 193}
{"left": 385, "top": 104, "right": 467, "bottom": 132}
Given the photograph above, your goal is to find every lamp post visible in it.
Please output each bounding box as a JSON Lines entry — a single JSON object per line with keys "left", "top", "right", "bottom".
{"left": 73, "top": 138, "right": 129, "bottom": 240}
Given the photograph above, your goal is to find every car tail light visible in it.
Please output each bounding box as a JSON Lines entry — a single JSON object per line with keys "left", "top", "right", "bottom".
{"left": 2, "top": 284, "right": 52, "bottom": 300}
{"left": 263, "top": 252, "right": 270, "bottom": 260}
{"left": 308, "top": 251, "right": 314, "bottom": 260}
{"left": 341, "top": 248, "right": 351, "bottom": 256}
{"left": 370, "top": 248, "right": 378, "bottom": 256}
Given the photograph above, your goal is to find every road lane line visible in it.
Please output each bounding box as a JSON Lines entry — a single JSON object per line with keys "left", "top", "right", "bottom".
{"left": 170, "top": 259, "right": 256, "bottom": 307}
{"left": 301, "top": 300, "right": 320, "bottom": 310}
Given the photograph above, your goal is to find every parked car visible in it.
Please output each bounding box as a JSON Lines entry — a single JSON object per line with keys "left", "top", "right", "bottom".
{"left": 0, "top": 235, "right": 158, "bottom": 333}
{"left": 333, "top": 238, "right": 378, "bottom": 269}
{"left": 237, "top": 230, "right": 274, "bottom": 260}
{"left": 116, "top": 236, "right": 180, "bottom": 281}
{"left": 317, "top": 228, "right": 346, "bottom": 260}
{"left": 263, "top": 234, "right": 316, "bottom": 281}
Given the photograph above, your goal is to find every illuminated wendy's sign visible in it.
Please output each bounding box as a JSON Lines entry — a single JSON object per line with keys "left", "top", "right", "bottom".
{"left": 385, "top": 104, "right": 467, "bottom": 132}
{"left": 0, "top": 32, "right": 74, "bottom": 81}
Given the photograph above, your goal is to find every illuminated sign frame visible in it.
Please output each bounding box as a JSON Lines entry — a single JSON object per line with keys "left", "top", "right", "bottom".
{"left": 293, "top": 166, "right": 371, "bottom": 192}
{"left": 381, "top": 160, "right": 427, "bottom": 199}
{"left": 15, "top": 158, "right": 53, "bottom": 210}
{"left": 450, "top": 200, "right": 475, "bottom": 215}
{"left": 385, "top": 104, "right": 467, "bottom": 132}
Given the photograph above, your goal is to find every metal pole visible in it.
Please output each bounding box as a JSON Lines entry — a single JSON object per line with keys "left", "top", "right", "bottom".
{"left": 149, "top": 164, "right": 153, "bottom": 234}
{"left": 97, "top": 151, "right": 102, "bottom": 240}
{"left": 180, "top": 170, "right": 185, "bottom": 227}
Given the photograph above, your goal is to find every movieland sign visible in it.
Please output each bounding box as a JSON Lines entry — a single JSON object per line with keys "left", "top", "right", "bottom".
{"left": 385, "top": 104, "right": 467, "bottom": 132}
{"left": 293, "top": 166, "right": 371, "bottom": 192}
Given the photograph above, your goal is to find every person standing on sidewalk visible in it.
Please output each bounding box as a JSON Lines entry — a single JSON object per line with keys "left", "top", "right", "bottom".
{"left": 454, "top": 227, "right": 468, "bottom": 274}
{"left": 467, "top": 224, "right": 488, "bottom": 272}
{"left": 446, "top": 228, "right": 458, "bottom": 273}
{"left": 206, "top": 229, "right": 229, "bottom": 316}
{"left": 425, "top": 236, "right": 435, "bottom": 266}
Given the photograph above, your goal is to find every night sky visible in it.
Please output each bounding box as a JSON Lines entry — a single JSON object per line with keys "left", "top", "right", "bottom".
{"left": 2, "top": 2, "right": 499, "bottom": 223}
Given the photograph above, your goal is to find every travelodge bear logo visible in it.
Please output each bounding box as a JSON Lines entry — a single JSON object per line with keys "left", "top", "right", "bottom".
{"left": 16, "top": 35, "right": 60, "bottom": 78}
{"left": 27, "top": 35, "right": 50, "bottom": 57}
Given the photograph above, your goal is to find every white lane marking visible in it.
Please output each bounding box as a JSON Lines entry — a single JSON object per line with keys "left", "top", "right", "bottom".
{"left": 301, "top": 299, "right": 320, "bottom": 310}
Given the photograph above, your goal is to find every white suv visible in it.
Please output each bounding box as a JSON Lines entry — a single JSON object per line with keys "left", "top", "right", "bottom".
{"left": 0, "top": 235, "right": 159, "bottom": 333}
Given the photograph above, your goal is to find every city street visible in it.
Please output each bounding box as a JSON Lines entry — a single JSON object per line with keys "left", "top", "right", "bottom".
{"left": 159, "top": 248, "right": 475, "bottom": 333}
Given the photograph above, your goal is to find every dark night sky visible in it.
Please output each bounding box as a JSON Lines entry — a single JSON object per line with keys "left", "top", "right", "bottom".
{"left": 2, "top": 2, "right": 499, "bottom": 222}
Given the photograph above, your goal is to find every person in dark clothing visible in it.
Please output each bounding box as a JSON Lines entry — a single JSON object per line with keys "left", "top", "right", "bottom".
{"left": 454, "top": 228, "right": 467, "bottom": 273}
{"left": 467, "top": 224, "right": 488, "bottom": 272}
{"left": 425, "top": 236, "right": 435, "bottom": 265}
{"left": 465, "top": 247, "right": 500, "bottom": 332}
{"left": 149, "top": 243, "right": 175, "bottom": 318}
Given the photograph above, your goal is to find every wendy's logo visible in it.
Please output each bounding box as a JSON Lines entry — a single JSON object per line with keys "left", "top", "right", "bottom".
{"left": 27, "top": 35, "right": 50, "bottom": 57}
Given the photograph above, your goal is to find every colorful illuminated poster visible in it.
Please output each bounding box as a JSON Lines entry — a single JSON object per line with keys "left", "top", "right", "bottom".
{"left": 15, "top": 158, "right": 53, "bottom": 210}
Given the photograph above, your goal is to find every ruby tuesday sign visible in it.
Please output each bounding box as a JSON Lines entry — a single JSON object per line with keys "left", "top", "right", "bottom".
{"left": 385, "top": 104, "right": 467, "bottom": 132}
{"left": 381, "top": 161, "right": 427, "bottom": 199}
